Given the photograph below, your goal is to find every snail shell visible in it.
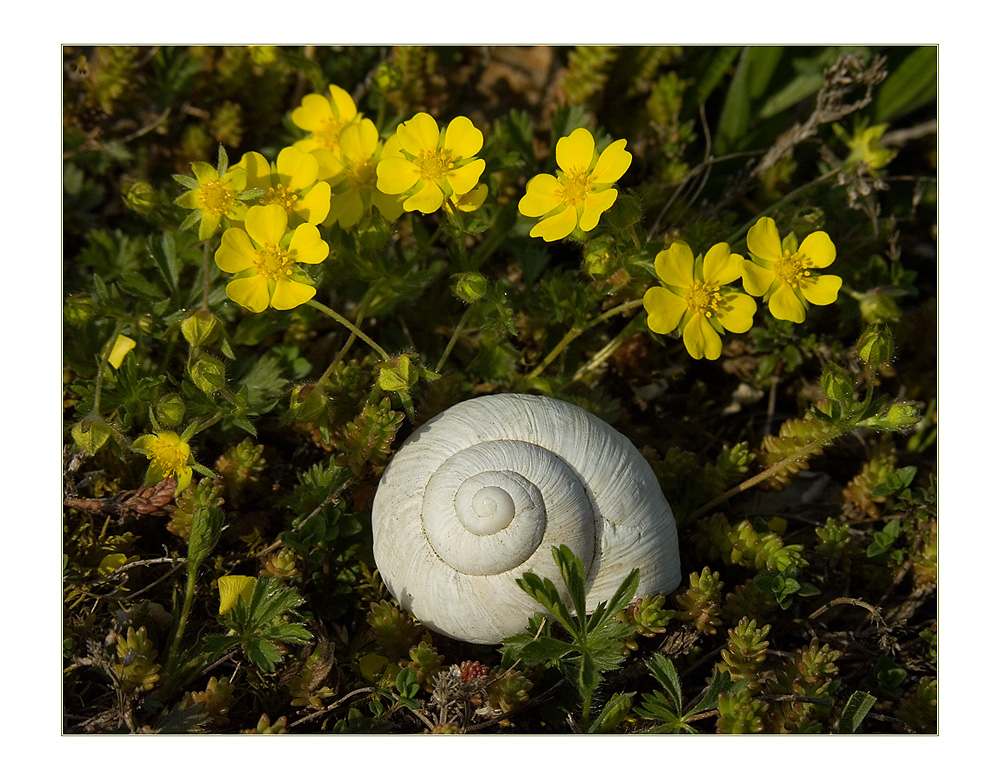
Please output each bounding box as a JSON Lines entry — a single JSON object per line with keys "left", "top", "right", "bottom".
{"left": 371, "top": 394, "right": 681, "bottom": 644}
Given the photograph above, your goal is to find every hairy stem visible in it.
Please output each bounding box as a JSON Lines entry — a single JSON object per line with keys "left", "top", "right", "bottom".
{"left": 306, "top": 298, "right": 391, "bottom": 362}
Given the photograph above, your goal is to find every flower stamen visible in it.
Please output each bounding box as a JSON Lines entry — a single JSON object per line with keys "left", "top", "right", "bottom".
{"left": 685, "top": 280, "right": 723, "bottom": 318}
{"left": 198, "top": 179, "right": 235, "bottom": 217}
{"left": 416, "top": 149, "right": 457, "bottom": 183}
{"left": 260, "top": 183, "right": 300, "bottom": 212}
{"left": 148, "top": 437, "right": 189, "bottom": 478}
{"left": 774, "top": 250, "right": 814, "bottom": 289}
{"left": 254, "top": 244, "right": 294, "bottom": 281}
{"left": 556, "top": 169, "right": 593, "bottom": 207}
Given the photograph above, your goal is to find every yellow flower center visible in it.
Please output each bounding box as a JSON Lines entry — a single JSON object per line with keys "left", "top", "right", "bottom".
{"left": 260, "top": 183, "right": 300, "bottom": 212}
{"left": 416, "top": 149, "right": 457, "bottom": 183}
{"left": 148, "top": 436, "right": 189, "bottom": 478}
{"left": 198, "top": 179, "right": 235, "bottom": 217}
{"left": 774, "top": 250, "right": 812, "bottom": 289}
{"left": 317, "top": 116, "right": 349, "bottom": 150}
{"left": 556, "top": 169, "right": 594, "bottom": 207}
{"left": 254, "top": 244, "right": 295, "bottom": 281}
{"left": 685, "top": 280, "right": 723, "bottom": 317}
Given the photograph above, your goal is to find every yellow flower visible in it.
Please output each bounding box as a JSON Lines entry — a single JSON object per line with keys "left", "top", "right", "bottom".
{"left": 291, "top": 84, "right": 361, "bottom": 178}
{"left": 215, "top": 204, "right": 329, "bottom": 313}
{"left": 234, "top": 147, "right": 331, "bottom": 226}
{"left": 643, "top": 241, "right": 757, "bottom": 360}
{"left": 741, "top": 217, "right": 842, "bottom": 323}
{"left": 376, "top": 112, "right": 486, "bottom": 214}
{"left": 518, "top": 127, "right": 631, "bottom": 242}
{"left": 321, "top": 117, "right": 404, "bottom": 228}
{"left": 451, "top": 183, "right": 488, "bottom": 213}
{"left": 174, "top": 148, "right": 250, "bottom": 240}
{"left": 108, "top": 334, "right": 136, "bottom": 369}
{"left": 132, "top": 430, "right": 193, "bottom": 492}
{"left": 218, "top": 575, "right": 257, "bottom": 614}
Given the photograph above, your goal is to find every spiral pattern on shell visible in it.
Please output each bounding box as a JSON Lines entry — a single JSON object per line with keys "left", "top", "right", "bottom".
{"left": 371, "top": 394, "right": 681, "bottom": 644}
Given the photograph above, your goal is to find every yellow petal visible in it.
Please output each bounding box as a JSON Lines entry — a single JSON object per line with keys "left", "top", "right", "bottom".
{"left": 579, "top": 188, "right": 617, "bottom": 232}
{"left": 444, "top": 115, "right": 484, "bottom": 159}
{"left": 216, "top": 228, "right": 257, "bottom": 273}
{"left": 227, "top": 275, "right": 271, "bottom": 313}
{"left": 289, "top": 224, "right": 329, "bottom": 264}
{"left": 702, "top": 243, "right": 742, "bottom": 285}
{"left": 373, "top": 190, "right": 405, "bottom": 221}
{"left": 291, "top": 93, "right": 333, "bottom": 132}
{"left": 236, "top": 151, "right": 273, "bottom": 190}
{"left": 716, "top": 292, "right": 757, "bottom": 334}
{"left": 277, "top": 146, "right": 318, "bottom": 191}
{"left": 740, "top": 259, "right": 776, "bottom": 297}
{"left": 396, "top": 112, "right": 440, "bottom": 157}
{"left": 747, "top": 216, "right": 782, "bottom": 262}
{"left": 340, "top": 117, "right": 379, "bottom": 160}
{"left": 519, "top": 174, "right": 561, "bottom": 217}
{"left": 270, "top": 278, "right": 316, "bottom": 310}
{"left": 643, "top": 286, "right": 687, "bottom": 334}
{"left": 311, "top": 148, "right": 344, "bottom": 181}
{"left": 683, "top": 314, "right": 723, "bottom": 360}
{"left": 800, "top": 231, "right": 836, "bottom": 269}
{"left": 327, "top": 84, "right": 357, "bottom": 121}
{"left": 768, "top": 284, "right": 806, "bottom": 323}
{"left": 446, "top": 158, "right": 486, "bottom": 197}
{"left": 377, "top": 157, "right": 421, "bottom": 195}
{"left": 452, "top": 183, "right": 488, "bottom": 212}
{"left": 245, "top": 204, "right": 288, "bottom": 246}
{"left": 591, "top": 139, "right": 631, "bottom": 184}
{"left": 801, "top": 274, "right": 842, "bottom": 306}
{"left": 191, "top": 161, "right": 217, "bottom": 184}
{"left": 295, "top": 181, "right": 331, "bottom": 225}
{"left": 530, "top": 205, "right": 577, "bottom": 241}
{"left": 218, "top": 575, "right": 257, "bottom": 614}
{"left": 654, "top": 242, "right": 695, "bottom": 288}
{"left": 404, "top": 182, "right": 445, "bottom": 214}
{"left": 556, "top": 128, "right": 595, "bottom": 172}
{"left": 108, "top": 334, "right": 136, "bottom": 369}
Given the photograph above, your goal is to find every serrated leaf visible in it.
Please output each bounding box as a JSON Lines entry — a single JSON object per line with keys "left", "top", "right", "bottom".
{"left": 519, "top": 636, "right": 574, "bottom": 665}
{"left": 646, "top": 654, "right": 683, "bottom": 712}
{"left": 553, "top": 545, "right": 588, "bottom": 622}
{"left": 687, "top": 667, "right": 744, "bottom": 716}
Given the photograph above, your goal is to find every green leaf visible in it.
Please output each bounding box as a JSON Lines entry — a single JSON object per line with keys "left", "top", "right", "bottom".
{"left": 715, "top": 46, "right": 783, "bottom": 154}
{"left": 553, "top": 545, "right": 588, "bottom": 622}
{"left": 867, "top": 517, "right": 901, "bottom": 558}
{"left": 246, "top": 636, "right": 282, "bottom": 673}
{"left": 839, "top": 690, "right": 877, "bottom": 733}
{"left": 186, "top": 506, "right": 224, "bottom": 575}
{"left": 687, "top": 667, "right": 744, "bottom": 716}
{"left": 875, "top": 47, "right": 937, "bottom": 122}
{"left": 646, "top": 654, "right": 683, "bottom": 713}
{"left": 587, "top": 567, "right": 639, "bottom": 631}
{"left": 518, "top": 636, "right": 574, "bottom": 666}
{"left": 692, "top": 47, "right": 741, "bottom": 107}
{"left": 587, "top": 692, "right": 633, "bottom": 733}
{"left": 516, "top": 571, "right": 576, "bottom": 636}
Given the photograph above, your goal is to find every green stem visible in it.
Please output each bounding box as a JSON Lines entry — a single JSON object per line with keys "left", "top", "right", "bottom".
{"left": 688, "top": 426, "right": 842, "bottom": 522}
{"left": 91, "top": 322, "right": 124, "bottom": 417}
{"left": 568, "top": 312, "right": 645, "bottom": 385}
{"left": 317, "top": 288, "right": 376, "bottom": 385}
{"left": 201, "top": 241, "right": 212, "bottom": 311}
{"left": 306, "top": 298, "right": 391, "bottom": 362}
{"left": 435, "top": 306, "right": 475, "bottom": 374}
{"left": 724, "top": 167, "right": 842, "bottom": 248}
{"left": 528, "top": 299, "right": 644, "bottom": 380}
{"left": 166, "top": 567, "right": 198, "bottom": 674}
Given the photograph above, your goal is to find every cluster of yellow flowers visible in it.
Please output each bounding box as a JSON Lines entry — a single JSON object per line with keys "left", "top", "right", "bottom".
{"left": 643, "top": 217, "right": 842, "bottom": 360}
{"left": 173, "top": 82, "right": 841, "bottom": 360}
{"left": 175, "top": 84, "right": 634, "bottom": 314}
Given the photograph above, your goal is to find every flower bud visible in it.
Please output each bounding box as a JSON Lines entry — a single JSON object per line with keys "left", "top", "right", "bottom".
{"left": 122, "top": 179, "right": 157, "bottom": 215}
{"left": 820, "top": 362, "right": 854, "bottom": 403}
{"left": 181, "top": 310, "right": 221, "bottom": 347}
{"left": 886, "top": 402, "right": 921, "bottom": 430}
{"left": 451, "top": 272, "right": 487, "bottom": 304}
{"left": 64, "top": 294, "right": 96, "bottom": 325}
{"left": 71, "top": 417, "right": 111, "bottom": 455}
{"left": 188, "top": 353, "right": 226, "bottom": 393}
{"left": 856, "top": 324, "right": 895, "bottom": 368}
{"left": 378, "top": 355, "right": 415, "bottom": 392}
{"left": 287, "top": 384, "right": 328, "bottom": 423}
{"left": 154, "top": 393, "right": 186, "bottom": 428}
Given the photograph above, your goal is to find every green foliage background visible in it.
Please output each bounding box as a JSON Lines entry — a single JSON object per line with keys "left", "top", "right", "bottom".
{"left": 62, "top": 45, "right": 936, "bottom": 734}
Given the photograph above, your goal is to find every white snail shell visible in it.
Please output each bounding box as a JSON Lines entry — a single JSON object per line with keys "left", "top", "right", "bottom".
{"left": 371, "top": 394, "right": 681, "bottom": 644}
